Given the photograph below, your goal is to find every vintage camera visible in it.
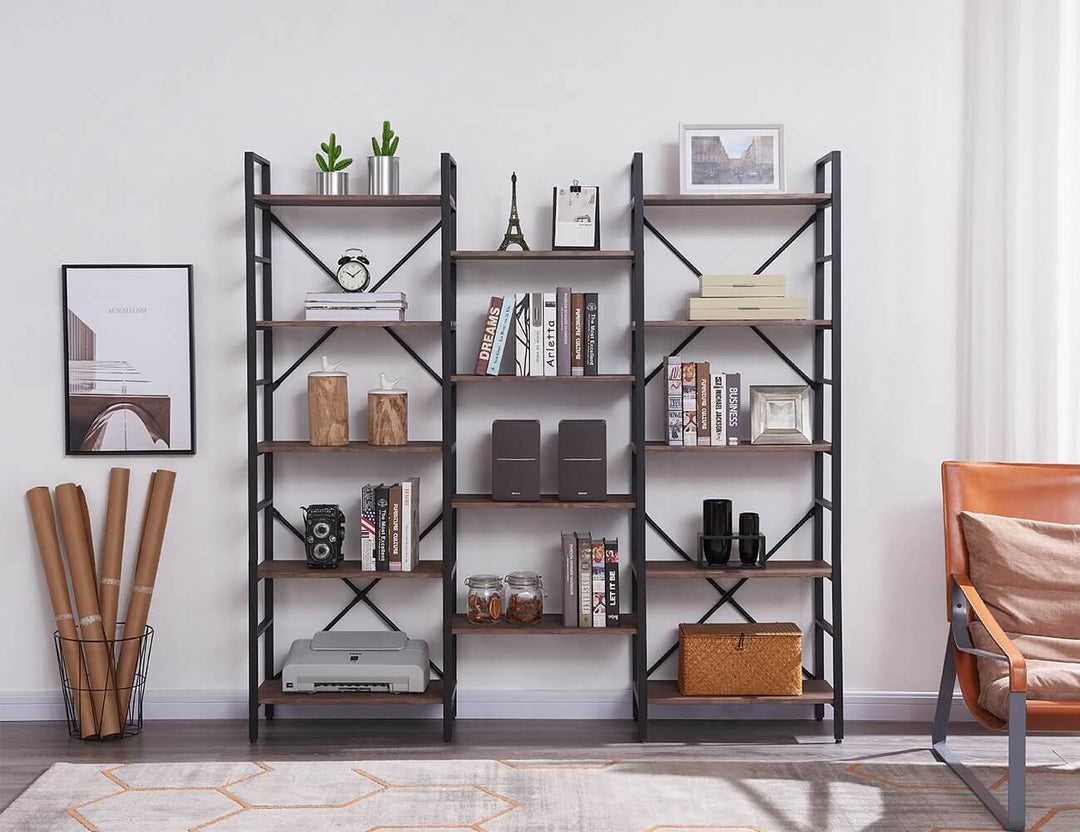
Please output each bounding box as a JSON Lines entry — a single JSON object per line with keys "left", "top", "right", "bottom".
{"left": 302, "top": 504, "right": 345, "bottom": 568}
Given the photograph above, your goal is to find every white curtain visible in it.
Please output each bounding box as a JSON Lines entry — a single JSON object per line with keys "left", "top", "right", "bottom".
{"left": 959, "top": 0, "right": 1080, "bottom": 462}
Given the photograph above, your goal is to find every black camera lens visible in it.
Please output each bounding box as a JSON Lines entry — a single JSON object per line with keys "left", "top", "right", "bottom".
{"left": 312, "top": 542, "right": 331, "bottom": 561}
{"left": 312, "top": 521, "right": 331, "bottom": 539}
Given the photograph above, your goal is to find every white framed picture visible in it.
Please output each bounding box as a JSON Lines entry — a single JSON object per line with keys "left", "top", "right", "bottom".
{"left": 679, "top": 123, "right": 785, "bottom": 194}
{"left": 551, "top": 183, "right": 600, "bottom": 250}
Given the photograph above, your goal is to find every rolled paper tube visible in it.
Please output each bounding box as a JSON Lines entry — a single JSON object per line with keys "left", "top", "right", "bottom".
{"left": 77, "top": 486, "right": 100, "bottom": 591}
{"left": 26, "top": 487, "right": 98, "bottom": 738}
{"left": 99, "top": 468, "right": 130, "bottom": 644}
{"left": 116, "top": 469, "right": 176, "bottom": 717}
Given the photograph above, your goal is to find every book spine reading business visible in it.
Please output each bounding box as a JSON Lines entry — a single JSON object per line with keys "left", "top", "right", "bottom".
{"left": 583, "top": 292, "right": 598, "bottom": 376}
{"left": 374, "top": 484, "right": 390, "bottom": 571}
{"left": 530, "top": 292, "right": 544, "bottom": 376}
{"left": 473, "top": 296, "right": 502, "bottom": 375}
{"left": 604, "top": 538, "right": 619, "bottom": 627}
{"left": 571, "top": 293, "right": 585, "bottom": 376}
{"left": 577, "top": 533, "right": 592, "bottom": 627}
{"left": 666, "top": 355, "right": 683, "bottom": 445}
{"left": 711, "top": 372, "right": 727, "bottom": 446}
{"left": 389, "top": 483, "right": 402, "bottom": 571}
{"left": 487, "top": 296, "right": 513, "bottom": 376}
{"left": 561, "top": 532, "right": 578, "bottom": 627}
{"left": 556, "top": 286, "right": 572, "bottom": 376}
{"left": 400, "top": 478, "right": 413, "bottom": 572}
{"left": 726, "top": 372, "right": 741, "bottom": 445}
{"left": 696, "top": 361, "right": 711, "bottom": 446}
{"left": 513, "top": 292, "right": 530, "bottom": 376}
{"left": 682, "top": 361, "right": 698, "bottom": 445}
{"left": 360, "top": 484, "right": 376, "bottom": 571}
{"left": 591, "top": 539, "right": 606, "bottom": 627}
{"left": 543, "top": 291, "right": 557, "bottom": 376}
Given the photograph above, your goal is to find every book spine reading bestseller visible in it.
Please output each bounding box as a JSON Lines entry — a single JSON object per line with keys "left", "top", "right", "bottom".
{"left": 556, "top": 286, "right": 572, "bottom": 376}
{"left": 604, "top": 538, "right": 619, "bottom": 627}
{"left": 591, "top": 539, "right": 606, "bottom": 627}
{"left": 583, "top": 292, "right": 599, "bottom": 376}
{"left": 473, "top": 296, "right": 502, "bottom": 375}
{"left": 543, "top": 291, "right": 557, "bottom": 376}
{"left": 487, "top": 296, "right": 513, "bottom": 376}
{"left": 530, "top": 292, "right": 544, "bottom": 377}
{"left": 711, "top": 372, "right": 726, "bottom": 446}
{"left": 726, "top": 372, "right": 741, "bottom": 446}
{"left": 577, "top": 533, "right": 592, "bottom": 627}
{"left": 374, "top": 484, "right": 390, "bottom": 571}
{"left": 682, "top": 362, "right": 698, "bottom": 445}
{"left": 389, "top": 483, "right": 402, "bottom": 571}
{"left": 696, "top": 361, "right": 711, "bottom": 446}
{"left": 666, "top": 355, "right": 683, "bottom": 445}
{"left": 571, "top": 293, "right": 585, "bottom": 376}
{"left": 513, "top": 292, "right": 530, "bottom": 376}
{"left": 361, "top": 485, "right": 376, "bottom": 571}
{"left": 562, "top": 532, "right": 578, "bottom": 627}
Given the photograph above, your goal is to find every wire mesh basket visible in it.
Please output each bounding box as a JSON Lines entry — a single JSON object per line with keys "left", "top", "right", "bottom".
{"left": 53, "top": 623, "right": 153, "bottom": 740}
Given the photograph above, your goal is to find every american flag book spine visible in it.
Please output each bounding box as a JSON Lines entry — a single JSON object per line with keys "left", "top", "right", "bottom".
{"left": 696, "top": 361, "right": 711, "bottom": 446}
{"left": 726, "top": 372, "right": 741, "bottom": 445}
{"left": 604, "top": 538, "right": 619, "bottom": 627}
{"left": 583, "top": 292, "right": 599, "bottom": 375}
{"left": 473, "top": 296, "right": 502, "bottom": 375}
{"left": 400, "top": 478, "right": 413, "bottom": 572}
{"left": 529, "top": 292, "right": 544, "bottom": 376}
{"left": 543, "top": 292, "right": 557, "bottom": 376}
{"left": 682, "top": 361, "right": 698, "bottom": 444}
{"left": 513, "top": 292, "right": 530, "bottom": 376}
{"left": 374, "top": 484, "right": 390, "bottom": 571}
{"left": 666, "top": 355, "right": 683, "bottom": 445}
{"left": 487, "top": 296, "right": 513, "bottom": 376}
{"left": 712, "top": 372, "right": 727, "bottom": 445}
{"left": 562, "top": 532, "right": 578, "bottom": 627}
{"left": 591, "top": 539, "right": 606, "bottom": 627}
{"left": 577, "top": 533, "right": 592, "bottom": 627}
{"left": 556, "top": 286, "right": 572, "bottom": 376}
{"left": 360, "top": 484, "right": 376, "bottom": 571}
{"left": 389, "top": 483, "right": 402, "bottom": 571}
{"left": 571, "top": 293, "right": 585, "bottom": 376}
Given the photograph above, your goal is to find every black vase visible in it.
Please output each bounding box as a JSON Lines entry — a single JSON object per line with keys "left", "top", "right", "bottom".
{"left": 739, "top": 512, "right": 761, "bottom": 565}
{"left": 702, "top": 499, "right": 732, "bottom": 564}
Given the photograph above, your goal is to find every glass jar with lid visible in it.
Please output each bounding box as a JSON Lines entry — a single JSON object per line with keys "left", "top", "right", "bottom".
{"left": 503, "top": 571, "right": 546, "bottom": 624}
{"left": 464, "top": 574, "right": 503, "bottom": 624}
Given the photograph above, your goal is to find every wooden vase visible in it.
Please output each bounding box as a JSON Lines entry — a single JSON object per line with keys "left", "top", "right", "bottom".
{"left": 309, "top": 375, "right": 349, "bottom": 446}
{"left": 368, "top": 391, "right": 407, "bottom": 446}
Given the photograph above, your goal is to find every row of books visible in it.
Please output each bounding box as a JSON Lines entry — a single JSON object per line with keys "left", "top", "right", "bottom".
{"left": 360, "top": 478, "right": 420, "bottom": 571}
{"left": 474, "top": 290, "right": 599, "bottom": 376}
{"left": 305, "top": 291, "right": 407, "bottom": 322}
{"left": 688, "top": 275, "right": 808, "bottom": 321}
{"left": 561, "top": 532, "right": 619, "bottom": 627}
{"left": 665, "top": 356, "right": 741, "bottom": 446}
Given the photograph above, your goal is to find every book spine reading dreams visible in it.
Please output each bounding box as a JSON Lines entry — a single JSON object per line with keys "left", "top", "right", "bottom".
{"left": 666, "top": 355, "right": 683, "bottom": 445}
{"left": 696, "top": 361, "right": 711, "bottom": 446}
{"left": 682, "top": 361, "right": 698, "bottom": 445}
{"left": 604, "top": 538, "right": 619, "bottom": 627}
{"left": 577, "top": 533, "right": 592, "bottom": 627}
{"left": 374, "top": 484, "right": 390, "bottom": 571}
{"left": 513, "top": 293, "right": 530, "bottom": 376}
{"left": 361, "top": 485, "right": 376, "bottom": 571}
{"left": 711, "top": 372, "right": 727, "bottom": 445}
{"left": 562, "top": 532, "right": 578, "bottom": 627}
{"left": 591, "top": 539, "right": 606, "bottom": 627}
{"left": 556, "top": 287, "right": 572, "bottom": 376}
{"left": 474, "top": 296, "right": 503, "bottom": 375}
{"left": 543, "top": 291, "right": 557, "bottom": 376}
{"left": 571, "top": 293, "right": 585, "bottom": 376}
{"left": 583, "top": 292, "right": 598, "bottom": 376}
{"left": 726, "top": 372, "right": 741, "bottom": 445}
{"left": 389, "top": 483, "right": 402, "bottom": 571}
{"left": 530, "top": 292, "right": 544, "bottom": 376}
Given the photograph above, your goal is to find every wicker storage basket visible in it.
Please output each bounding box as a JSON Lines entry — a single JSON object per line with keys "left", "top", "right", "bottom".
{"left": 678, "top": 622, "right": 802, "bottom": 696}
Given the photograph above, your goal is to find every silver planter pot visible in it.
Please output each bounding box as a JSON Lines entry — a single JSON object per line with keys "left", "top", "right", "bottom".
{"left": 368, "top": 156, "right": 400, "bottom": 195}
{"left": 316, "top": 171, "right": 349, "bottom": 195}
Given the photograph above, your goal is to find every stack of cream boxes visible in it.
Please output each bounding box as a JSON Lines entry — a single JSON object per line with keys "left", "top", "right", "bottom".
{"left": 688, "top": 275, "right": 808, "bottom": 321}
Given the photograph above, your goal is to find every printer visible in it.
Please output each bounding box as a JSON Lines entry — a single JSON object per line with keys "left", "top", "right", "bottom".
{"left": 282, "top": 631, "right": 430, "bottom": 694}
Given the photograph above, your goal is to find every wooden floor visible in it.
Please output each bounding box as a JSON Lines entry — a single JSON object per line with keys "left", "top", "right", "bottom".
{"left": 2, "top": 719, "right": 1079, "bottom": 811}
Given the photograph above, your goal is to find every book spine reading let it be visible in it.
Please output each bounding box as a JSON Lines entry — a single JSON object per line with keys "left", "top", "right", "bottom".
{"left": 696, "top": 361, "right": 711, "bottom": 446}
{"left": 583, "top": 292, "right": 598, "bottom": 376}
{"left": 374, "top": 484, "right": 390, "bottom": 571}
{"left": 487, "top": 296, "right": 513, "bottom": 376}
{"left": 562, "top": 532, "right": 578, "bottom": 627}
{"left": 571, "top": 293, "right": 585, "bottom": 377}
{"left": 682, "top": 361, "right": 697, "bottom": 445}
{"left": 577, "top": 533, "right": 592, "bottom": 627}
{"left": 666, "top": 355, "right": 682, "bottom": 445}
{"left": 604, "top": 538, "right": 619, "bottom": 627}
{"left": 556, "top": 287, "right": 572, "bottom": 376}
{"left": 474, "top": 296, "right": 502, "bottom": 375}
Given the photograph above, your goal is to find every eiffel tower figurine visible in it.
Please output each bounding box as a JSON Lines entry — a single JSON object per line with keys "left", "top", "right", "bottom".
{"left": 497, "top": 171, "right": 530, "bottom": 251}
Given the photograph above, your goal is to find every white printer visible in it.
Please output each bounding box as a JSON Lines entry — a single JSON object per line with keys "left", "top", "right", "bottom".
{"left": 282, "top": 631, "right": 430, "bottom": 694}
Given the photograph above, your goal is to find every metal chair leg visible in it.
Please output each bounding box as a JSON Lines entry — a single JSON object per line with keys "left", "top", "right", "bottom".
{"left": 931, "top": 634, "right": 1027, "bottom": 831}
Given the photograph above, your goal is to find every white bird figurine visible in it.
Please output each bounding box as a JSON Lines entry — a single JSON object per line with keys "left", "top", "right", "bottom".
{"left": 378, "top": 372, "right": 404, "bottom": 390}
{"left": 320, "top": 356, "right": 344, "bottom": 373}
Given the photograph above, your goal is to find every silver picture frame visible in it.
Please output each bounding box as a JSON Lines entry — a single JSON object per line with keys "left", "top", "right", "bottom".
{"left": 750, "top": 385, "right": 811, "bottom": 445}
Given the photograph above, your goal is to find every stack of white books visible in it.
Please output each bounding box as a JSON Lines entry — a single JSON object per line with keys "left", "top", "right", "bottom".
{"left": 305, "top": 292, "right": 407, "bottom": 322}
{"left": 688, "top": 275, "right": 808, "bottom": 321}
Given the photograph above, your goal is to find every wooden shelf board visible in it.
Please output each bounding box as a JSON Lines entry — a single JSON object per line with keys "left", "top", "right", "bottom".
{"left": 648, "top": 679, "right": 834, "bottom": 705}
{"left": 451, "top": 613, "right": 637, "bottom": 634}
{"left": 644, "top": 194, "right": 831, "bottom": 207}
{"left": 452, "top": 493, "right": 636, "bottom": 510}
{"left": 256, "top": 320, "right": 439, "bottom": 329}
{"left": 645, "top": 441, "right": 832, "bottom": 453}
{"left": 258, "top": 560, "right": 442, "bottom": 580}
{"left": 258, "top": 678, "right": 443, "bottom": 705}
{"left": 646, "top": 560, "right": 832, "bottom": 579}
{"left": 257, "top": 440, "right": 441, "bottom": 454}
{"left": 452, "top": 249, "right": 634, "bottom": 261}
{"left": 645, "top": 319, "right": 832, "bottom": 329}
{"left": 452, "top": 374, "right": 635, "bottom": 383}
{"left": 254, "top": 194, "right": 440, "bottom": 207}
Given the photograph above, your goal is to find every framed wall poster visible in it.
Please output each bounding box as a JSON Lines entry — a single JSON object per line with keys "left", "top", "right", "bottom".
{"left": 61, "top": 264, "right": 195, "bottom": 455}
{"left": 679, "top": 123, "right": 785, "bottom": 194}
{"left": 551, "top": 183, "right": 600, "bottom": 250}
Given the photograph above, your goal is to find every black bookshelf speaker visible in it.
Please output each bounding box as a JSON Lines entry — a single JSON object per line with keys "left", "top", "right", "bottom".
{"left": 558, "top": 419, "right": 607, "bottom": 501}
{"left": 491, "top": 419, "right": 541, "bottom": 501}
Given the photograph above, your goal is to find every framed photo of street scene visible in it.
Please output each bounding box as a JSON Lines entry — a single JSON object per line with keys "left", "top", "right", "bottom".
{"left": 679, "top": 123, "right": 785, "bottom": 194}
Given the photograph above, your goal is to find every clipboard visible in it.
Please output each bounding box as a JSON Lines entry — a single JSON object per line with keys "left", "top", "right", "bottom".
{"left": 551, "top": 180, "right": 601, "bottom": 251}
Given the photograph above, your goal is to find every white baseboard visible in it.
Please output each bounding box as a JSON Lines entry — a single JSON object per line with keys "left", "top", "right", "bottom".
{"left": 0, "top": 688, "right": 971, "bottom": 723}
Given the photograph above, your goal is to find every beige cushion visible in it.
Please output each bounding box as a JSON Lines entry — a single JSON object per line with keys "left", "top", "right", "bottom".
{"left": 959, "top": 511, "right": 1080, "bottom": 719}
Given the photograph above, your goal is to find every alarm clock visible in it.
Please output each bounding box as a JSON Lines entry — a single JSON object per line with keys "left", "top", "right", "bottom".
{"left": 335, "top": 248, "right": 371, "bottom": 292}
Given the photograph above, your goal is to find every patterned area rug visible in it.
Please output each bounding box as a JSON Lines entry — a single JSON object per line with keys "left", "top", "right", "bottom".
{"left": 2, "top": 753, "right": 1077, "bottom": 831}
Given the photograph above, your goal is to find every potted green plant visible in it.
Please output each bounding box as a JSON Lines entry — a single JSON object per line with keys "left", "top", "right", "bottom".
{"left": 368, "top": 120, "right": 400, "bottom": 195}
{"left": 315, "top": 133, "right": 352, "bottom": 195}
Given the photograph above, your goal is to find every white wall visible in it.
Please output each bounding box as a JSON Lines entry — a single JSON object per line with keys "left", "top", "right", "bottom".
{"left": 0, "top": 0, "right": 965, "bottom": 719}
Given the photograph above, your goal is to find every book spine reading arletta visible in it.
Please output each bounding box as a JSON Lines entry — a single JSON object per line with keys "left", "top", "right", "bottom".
{"left": 591, "top": 538, "right": 606, "bottom": 627}
{"left": 374, "top": 484, "right": 390, "bottom": 571}
{"left": 474, "top": 296, "right": 502, "bottom": 375}
{"left": 665, "top": 355, "right": 683, "bottom": 445}
{"left": 400, "top": 478, "right": 413, "bottom": 572}
{"left": 530, "top": 292, "right": 544, "bottom": 377}
{"left": 561, "top": 531, "right": 578, "bottom": 627}
{"left": 711, "top": 372, "right": 727, "bottom": 446}
{"left": 604, "top": 538, "right": 619, "bottom": 627}
{"left": 361, "top": 484, "right": 376, "bottom": 571}
{"left": 513, "top": 292, "right": 530, "bottom": 376}
{"left": 583, "top": 292, "right": 598, "bottom": 376}
{"left": 556, "top": 286, "right": 572, "bottom": 376}
{"left": 571, "top": 293, "right": 585, "bottom": 376}
{"left": 577, "top": 533, "right": 592, "bottom": 627}
{"left": 726, "top": 372, "right": 741, "bottom": 446}
{"left": 487, "top": 296, "right": 513, "bottom": 376}
{"left": 696, "top": 361, "right": 711, "bottom": 446}
{"left": 682, "top": 361, "right": 698, "bottom": 445}
{"left": 543, "top": 291, "right": 557, "bottom": 376}
{"left": 389, "top": 483, "right": 402, "bottom": 571}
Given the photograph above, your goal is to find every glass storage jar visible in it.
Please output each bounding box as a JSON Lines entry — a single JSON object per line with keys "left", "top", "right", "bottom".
{"left": 464, "top": 574, "right": 503, "bottom": 624}
{"left": 504, "top": 571, "right": 546, "bottom": 624}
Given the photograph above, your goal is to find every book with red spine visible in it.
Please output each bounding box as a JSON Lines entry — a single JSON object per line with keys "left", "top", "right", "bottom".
{"left": 473, "top": 296, "right": 503, "bottom": 375}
